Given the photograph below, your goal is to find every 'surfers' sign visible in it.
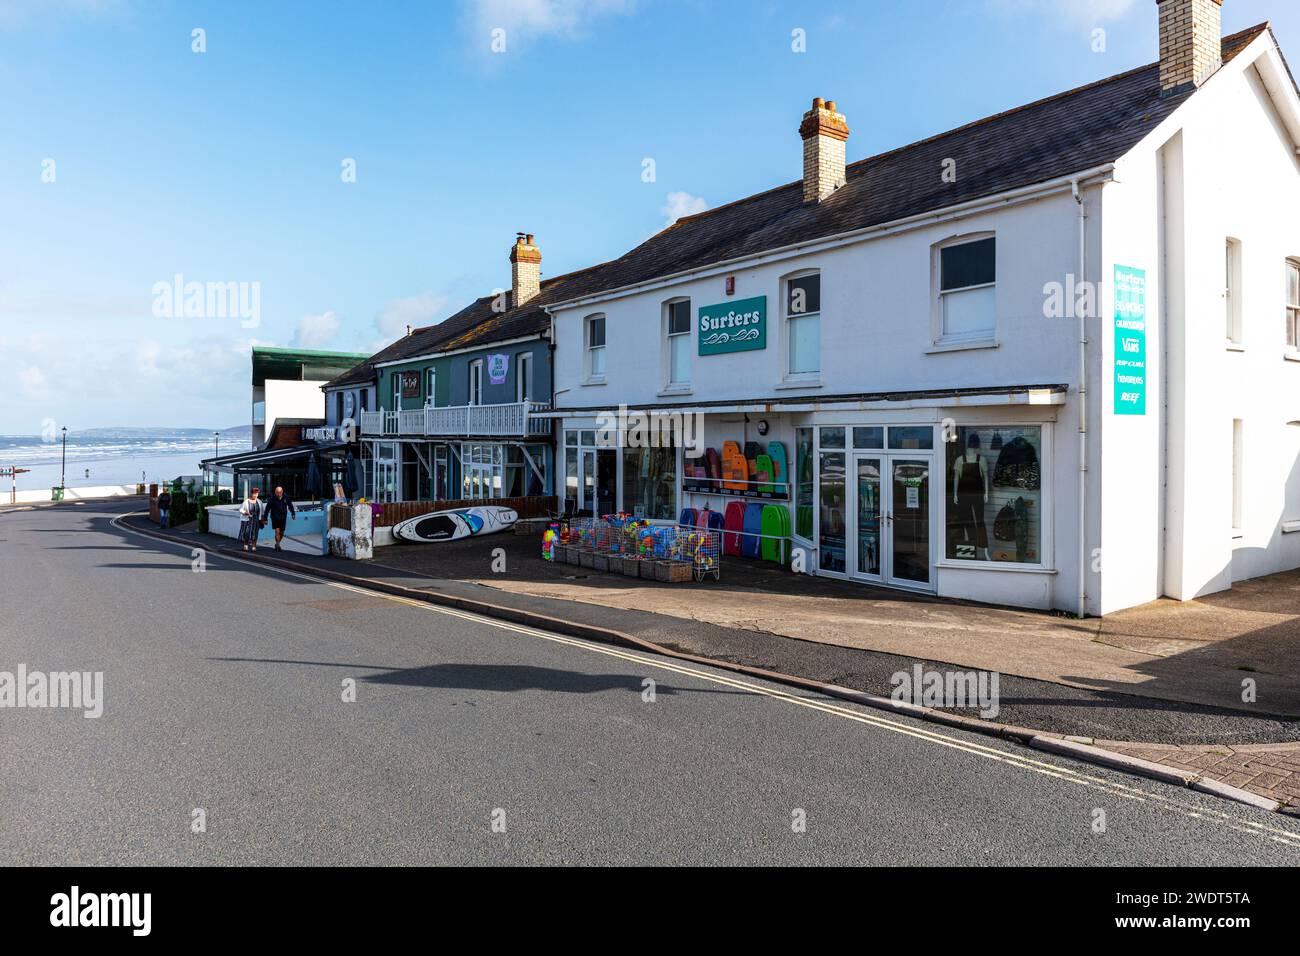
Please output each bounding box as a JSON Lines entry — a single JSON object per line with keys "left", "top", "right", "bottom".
{"left": 698, "top": 295, "right": 766, "bottom": 355}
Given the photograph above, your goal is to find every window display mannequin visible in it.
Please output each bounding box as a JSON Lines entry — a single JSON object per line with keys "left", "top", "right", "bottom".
{"left": 951, "top": 432, "right": 990, "bottom": 560}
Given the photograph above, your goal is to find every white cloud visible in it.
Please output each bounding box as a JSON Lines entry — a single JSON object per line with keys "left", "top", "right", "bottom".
{"left": 374, "top": 292, "right": 451, "bottom": 339}
{"left": 17, "top": 365, "right": 48, "bottom": 401}
{"left": 0, "top": 331, "right": 265, "bottom": 432}
{"left": 986, "top": 0, "right": 1138, "bottom": 27}
{"left": 661, "top": 191, "right": 708, "bottom": 226}
{"left": 293, "top": 311, "right": 342, "bottom": 349}
{"left": 469, "top": 0, "right": 634, "bottom": 47}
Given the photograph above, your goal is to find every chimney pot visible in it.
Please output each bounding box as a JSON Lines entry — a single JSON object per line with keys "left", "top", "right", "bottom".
{"left": 509, "top": 232, "right": 542, "bottom": 307}
{"left": 799, "top": 97, "right": 849, "bottom": 204}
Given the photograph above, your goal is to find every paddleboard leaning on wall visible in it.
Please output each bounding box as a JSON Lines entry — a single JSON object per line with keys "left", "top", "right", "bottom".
{"left": 393, "top": 506, "right": 518, "bottom": 543}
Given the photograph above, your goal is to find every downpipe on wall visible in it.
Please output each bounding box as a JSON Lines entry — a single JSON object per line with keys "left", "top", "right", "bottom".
{"left": 1072, "top": 177, "right": 1088, "bottom": 620}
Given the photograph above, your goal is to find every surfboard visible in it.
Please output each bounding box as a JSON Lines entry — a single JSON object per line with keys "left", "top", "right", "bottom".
{"left": 760, "top": 504, "right": 790, "bottom": 563}
{"left": 722, "top": 441, "right": 747, "bottom": 491}
{"left": 393, "top": 505, "right": 517, "bottom": 543}
{"left": 767, "top": 441, "right": 788, "bottom": 497}
{"left": 744, "top": 442, "right": 762, "bottom": 487}
{"left": 705, "top": 448, "right": 722, "bottom": 490}
{"left": 723, "top": 501, "right": 745, "bottom": 557}
{"left": 742, "top": 502, "right": 763, "bottom": 558}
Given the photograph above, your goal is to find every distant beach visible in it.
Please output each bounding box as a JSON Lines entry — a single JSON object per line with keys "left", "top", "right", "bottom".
{"left": 0, "top": 436, "right": 249, "bottom": 492}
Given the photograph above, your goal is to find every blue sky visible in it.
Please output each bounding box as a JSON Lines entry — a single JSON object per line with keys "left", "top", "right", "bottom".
{"left": 0, "top": 0, "right": 1292, "bottom": 433}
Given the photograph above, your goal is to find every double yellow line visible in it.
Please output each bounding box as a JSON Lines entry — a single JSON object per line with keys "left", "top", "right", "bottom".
{"left": 113, "top": 513, "right": 1300, "bottom": 851}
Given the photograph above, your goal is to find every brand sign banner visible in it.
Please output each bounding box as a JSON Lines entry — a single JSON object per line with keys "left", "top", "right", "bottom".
{"left": 699, "top": 295, "right": 766, "bottom": 355}
{"left": 487, "top": 353, "right": 509, "bottom": 385}
{"left": 401, "top": 371, "right": 421, "bottom": 399}
{"left": 1113, "top": 265, "right": 1147, "bottom": 415}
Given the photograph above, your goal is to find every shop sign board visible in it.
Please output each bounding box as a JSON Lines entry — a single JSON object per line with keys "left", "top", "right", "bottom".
{"left": 699, "top": 296, "right": 766, "bottom": 355}
{"left": 1113, "top": 265, "right": 1146, "bottom": 415}
{"left": 487, "top": 353, "right": 509, "bottom": 385}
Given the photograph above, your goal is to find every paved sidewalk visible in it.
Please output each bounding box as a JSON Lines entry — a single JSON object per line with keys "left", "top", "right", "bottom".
{"left": 1098, "top": 742, "right": 1300, "bottom": 808}
{"left": 115, "top": 512, "right": 1300, "bottom": 809}
{"left": 364, "top": 529, "right": 1300, "bottom": 719}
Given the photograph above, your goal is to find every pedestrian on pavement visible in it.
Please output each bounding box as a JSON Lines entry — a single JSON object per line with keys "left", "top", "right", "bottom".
{"left": 157, "top": 487, "right": 172, "bottom": 528}
{"left": 266, "top": 485, "right": 296, "bottom": 551}
{"left": 238, "top": 487, "right": 265, "bottom": 552}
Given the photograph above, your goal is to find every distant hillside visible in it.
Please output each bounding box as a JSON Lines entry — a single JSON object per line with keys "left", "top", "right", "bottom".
{"left": 67, "top": 426, "right": 251, "bottom": 442}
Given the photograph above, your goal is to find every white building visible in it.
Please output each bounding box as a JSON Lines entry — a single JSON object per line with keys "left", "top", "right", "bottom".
{"left": 544, "top": 1, "right": 1300, "bottom": 616}
{"left": 250, "top": 346, "right": 369, "bottom": 448}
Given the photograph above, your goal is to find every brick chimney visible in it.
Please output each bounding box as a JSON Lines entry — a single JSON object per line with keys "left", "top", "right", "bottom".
{"left": 1157, "top": 0, "right": 1224, "bottom": 95}
{"left": 799, "top": 98, "right": 849, "bottom": 204}
{"left": 510, "top": 233, "right": 541, "bottom": 307}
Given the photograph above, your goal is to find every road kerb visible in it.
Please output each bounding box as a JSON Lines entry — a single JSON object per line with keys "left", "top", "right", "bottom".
{"left": 115, "top": 515, "right": 1294, "bottom": 817}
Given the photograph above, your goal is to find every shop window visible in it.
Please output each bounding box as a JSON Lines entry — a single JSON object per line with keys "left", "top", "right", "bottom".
{"left": 426, "top": 368, "right": 437, "bottom": 406}
{"left": 819, "top": 426, "right": 845, "bottom": 449}
{"left": 587, "top": 314, "right": 607, "bottom": 379}
{"left": 666, "top": 299, "right": 691, "bottom": 386}
{"left": 795, "top": 427, "right": 814, "bottom": 540}
{"left": 391, "top": 373, "right": 401, "bottom": 410}
{"left": 937, "top": 236, "right": 996, "bottom": 343}
{"left": 1225, "top": 239, "right": 1242, "bottom": 343}
{"left": 853, "top": 426, "right": 883, "bottom": 449}
{"left": 785, "top": 272, "right": 821, "bottom": 376}
{"left": 888, "top": 426, "right": 934, "bottom": 450}
{"left": 818, "top": 452, "right": 846, "bottom": 573}
{"left": 565, "top": 445, "right": 579, "bottom": 513}
{"left": 622, "top": 446, "right": 677, "bottom": 520}
{"left": 1287, "top": 259, "right": 1299, "bottom": 349}
{"left": 944, "top": 425, "right": 1042, "bottom": 564}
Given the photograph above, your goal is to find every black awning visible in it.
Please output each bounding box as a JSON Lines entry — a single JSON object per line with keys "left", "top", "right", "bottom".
{"left": 201, "top": 442, "right": 348, "bottom": 472}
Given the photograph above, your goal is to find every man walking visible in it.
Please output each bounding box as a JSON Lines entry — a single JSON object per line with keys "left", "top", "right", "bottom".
{"left": 157, "top": 487, "right": 172, "bottom": 527}
{"left": 266, "top": 485, "right": 296, "bottom": 551}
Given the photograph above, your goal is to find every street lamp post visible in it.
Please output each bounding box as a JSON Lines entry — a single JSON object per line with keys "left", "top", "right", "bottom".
{"left": 214, "top": 431, "right": 220, "bottom": 458}
{"left": 60, "top": 426, "right": 67, "bottom": 490}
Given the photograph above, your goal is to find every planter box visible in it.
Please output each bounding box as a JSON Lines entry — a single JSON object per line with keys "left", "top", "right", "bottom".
{"left": 654, "top": 560, "right": 693, "bottom": 583}
{"left": 591, "top": 553, "right": 611, "bottom": 573}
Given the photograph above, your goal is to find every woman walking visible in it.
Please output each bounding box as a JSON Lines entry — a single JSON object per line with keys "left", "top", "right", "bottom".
{"left": 239, "top": 486, "right": 266, "bottom": 552}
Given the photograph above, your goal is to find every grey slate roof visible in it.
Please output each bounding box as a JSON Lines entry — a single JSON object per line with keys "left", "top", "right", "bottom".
{"left": 328, "top": 23, "right": 1271, "bottom": 386}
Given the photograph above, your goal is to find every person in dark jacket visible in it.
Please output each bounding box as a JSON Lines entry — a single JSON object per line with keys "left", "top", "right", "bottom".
{"left": 266, "top": 485, "right": 296, "bottom": 551}
{"left": 157, "top": 489, "right": 172, "bottom": 527}
{"left": 238, "top": 487, "right": 265, "bottom": 551}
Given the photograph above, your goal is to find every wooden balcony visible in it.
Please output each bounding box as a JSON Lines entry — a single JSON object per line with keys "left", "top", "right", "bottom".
{"left": 360, "top": 401, "right": 552, "bottom": 439}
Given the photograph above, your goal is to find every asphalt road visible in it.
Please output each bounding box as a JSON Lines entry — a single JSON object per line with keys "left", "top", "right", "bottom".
{"left": 2, "top": 499, "right": 1299, "bottom": 866}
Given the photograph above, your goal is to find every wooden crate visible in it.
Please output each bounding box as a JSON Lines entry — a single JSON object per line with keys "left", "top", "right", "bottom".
{"left": 654, "top": 560, "right": 693, "bottom": 583}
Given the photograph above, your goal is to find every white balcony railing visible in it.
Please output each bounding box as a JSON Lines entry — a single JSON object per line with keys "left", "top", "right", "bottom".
{"left": 361, "top": 401, "right": 551, "bottom": 439}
